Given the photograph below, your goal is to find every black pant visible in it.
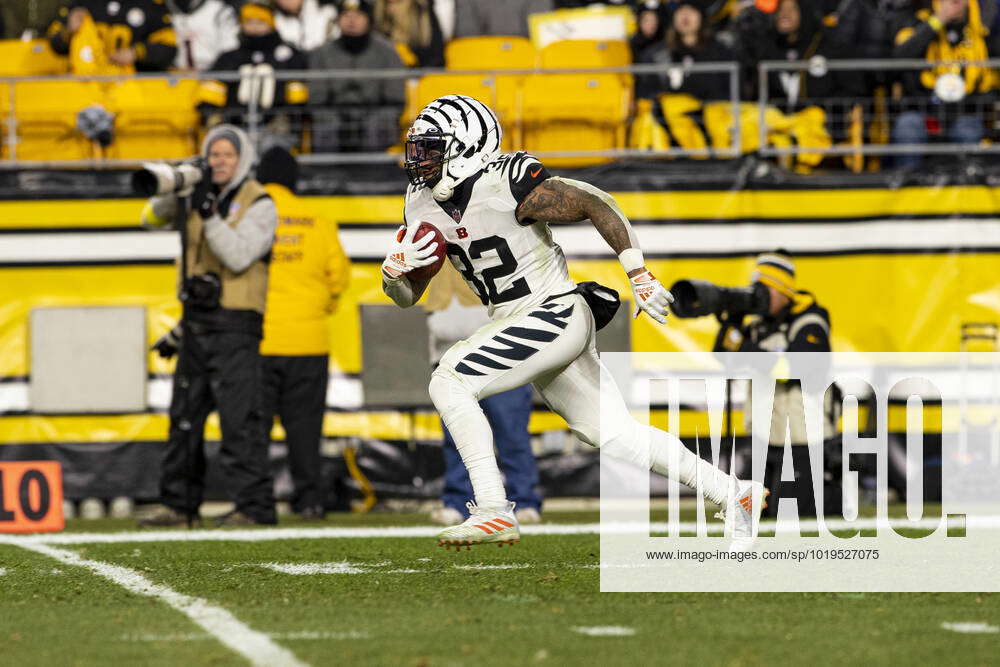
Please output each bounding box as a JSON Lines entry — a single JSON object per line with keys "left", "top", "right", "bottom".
{"left": 261, "top": 355, "right": 329, "bottom": 512}
{"left": 162, "top": 327, "right": 276, "bottom": 523}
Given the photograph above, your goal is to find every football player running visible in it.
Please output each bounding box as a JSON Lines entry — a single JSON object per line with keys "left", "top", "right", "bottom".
{"left": 382, "top": 95, "right": 768, "bottom": 550}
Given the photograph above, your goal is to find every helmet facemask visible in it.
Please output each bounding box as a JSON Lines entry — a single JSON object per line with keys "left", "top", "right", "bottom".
{"left": 404, "top": 128, "right": 461, "bottom": 189}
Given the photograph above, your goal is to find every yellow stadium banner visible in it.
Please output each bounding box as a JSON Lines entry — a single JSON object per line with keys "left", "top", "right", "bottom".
{"left": 1, "top": 188, "right": 998, "bottom": 447}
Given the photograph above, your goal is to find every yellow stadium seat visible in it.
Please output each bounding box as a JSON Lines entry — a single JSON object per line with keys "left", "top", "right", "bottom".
{"left": 406, "top": 73, "right": 524, "bottom": 151}
{"left": 104, "top": 79, "right": 201, "bottom": 159}
{"left": 520, "top": 73, "right": 631, "bottom": 167}
{"left": 445, "top": 36, "right": 537, "bottom": 71}
{"left": 538, "top": 40, "right": 631, "bottom": 69}
{"left": 0, "top": 82, "right": 8, "bottom": 159}
{"left": 0, "top": 39, "right": 69, "bottom": 77}
{"left": 7, "top": 80, "right": 103, "bottom": 161}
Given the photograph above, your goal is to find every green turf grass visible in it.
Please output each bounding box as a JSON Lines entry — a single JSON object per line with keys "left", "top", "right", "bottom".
{"left": 0, "top": 544, "right": 239, "bottom": 666}
{"left": 2, "top": 515, "right": 997, "bottom": 666}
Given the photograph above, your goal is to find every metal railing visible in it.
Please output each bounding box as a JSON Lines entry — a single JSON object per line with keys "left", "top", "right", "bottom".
{"left": 1, "top": 58, "right": 998, "bottom": 169}
{"left": 758, "top": 58, "right": 1000, "bottom": 163}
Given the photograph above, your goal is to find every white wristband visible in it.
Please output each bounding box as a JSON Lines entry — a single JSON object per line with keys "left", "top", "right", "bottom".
{"left": 618, "top": 248, "right": 645, "bottom": 273}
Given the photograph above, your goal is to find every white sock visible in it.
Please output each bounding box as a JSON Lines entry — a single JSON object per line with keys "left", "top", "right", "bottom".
{"left": 440, "top": 398, "right": 507, "bottom": 509}
{"left": 645, "top": 425, "right": 733, "bottom": 505}
{"left": 602, "top": 420, "right": 733, "bottom": 506}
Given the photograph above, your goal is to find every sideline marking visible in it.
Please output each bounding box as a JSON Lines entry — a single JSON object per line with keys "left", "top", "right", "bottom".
{"left": 453, "top": 564, "right": 532, "bottom": 571}
{"left": 572, "top": 626, "right": 637, "bottom": 637}
{"left": 941, "top": 622, "right": 999, "bottom": 634}
{"left": 1, "top": 515, "right": 995, "bottom": 545}
{"left": 15, "top": 542, "right": 308, "bottom": 667}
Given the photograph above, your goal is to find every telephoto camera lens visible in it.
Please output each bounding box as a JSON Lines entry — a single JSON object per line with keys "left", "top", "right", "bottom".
{"left": 131, "top": 161, "right": 205, "bottom": 197}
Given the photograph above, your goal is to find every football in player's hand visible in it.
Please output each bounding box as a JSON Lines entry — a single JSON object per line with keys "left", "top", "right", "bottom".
{"left": 399, "top": 221, "right": 446, "bottom": 283}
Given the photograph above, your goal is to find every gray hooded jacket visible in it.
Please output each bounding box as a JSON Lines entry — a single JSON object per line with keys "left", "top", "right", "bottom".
{"left": 146, "top": 125, "right": 277, "bottom": 274}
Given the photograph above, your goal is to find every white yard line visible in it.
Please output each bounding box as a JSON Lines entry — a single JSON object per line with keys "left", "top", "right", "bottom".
{"left": 572, "top": 626, "right": 637, "bottom": 637}
{"left": 15, "top": 542, "right": 308, "bottom": 667}
{"left": 941, "top": 622, "right": 999, "bottom": 634}
{"left": 0, "top": 515, "right": 996, "bottom": 546}
{"left": 262, "top": 562, "right": 367, "bottom": 575}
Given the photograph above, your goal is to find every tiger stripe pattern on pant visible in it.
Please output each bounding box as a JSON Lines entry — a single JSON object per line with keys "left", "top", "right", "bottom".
{"left": 455, "top": 303, "right": 574, "bottom": 377}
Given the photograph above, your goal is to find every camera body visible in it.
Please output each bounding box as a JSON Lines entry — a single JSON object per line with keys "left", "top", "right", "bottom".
{"left": 181, "top": 273, "right": 222, "bottom": 311}
{"left": 131, "top": 158, "right": 211, "bottom": 197}
{"left": 669, "top": 279, "right": 770, "bottom": 319}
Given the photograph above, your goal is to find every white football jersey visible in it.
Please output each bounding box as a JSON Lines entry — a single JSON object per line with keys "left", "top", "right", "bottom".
{"left": 404, "top": 152, "right": 576, "bottom": 320}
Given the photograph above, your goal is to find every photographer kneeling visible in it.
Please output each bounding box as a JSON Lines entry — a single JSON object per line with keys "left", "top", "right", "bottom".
{"left": 672, "top": 251, "right": 836, "bottom": 517}
{"left": 138, "top": 124, "right": 279, "bottom": 527}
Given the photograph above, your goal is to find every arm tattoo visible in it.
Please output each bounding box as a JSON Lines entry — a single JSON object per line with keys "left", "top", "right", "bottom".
{"left": 516, "top": 178, "right": 634, "bottom": 255}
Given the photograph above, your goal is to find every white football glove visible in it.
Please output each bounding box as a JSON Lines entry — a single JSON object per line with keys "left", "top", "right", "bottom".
{"left": 381, "top": 224, "right": 439, "bottom": 280}
{"left": 629, "top": 269, "right": 674, "bottom": 324}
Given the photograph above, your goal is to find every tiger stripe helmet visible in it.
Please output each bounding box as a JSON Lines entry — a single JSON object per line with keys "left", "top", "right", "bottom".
{"left": 405, "top": 94, "right": 502, "bottom": 201}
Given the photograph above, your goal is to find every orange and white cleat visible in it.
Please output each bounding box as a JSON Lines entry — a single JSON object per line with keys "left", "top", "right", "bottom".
{"left": 717, "top": 480, "right": 770, "bottom": 553}
{"left": 437, "top": 501, "right": 520, "bottom": 550}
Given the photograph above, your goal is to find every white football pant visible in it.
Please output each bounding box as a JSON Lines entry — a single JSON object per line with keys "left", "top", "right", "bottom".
{"left": 428, "top": 292, "right": 734, "bottom": 509}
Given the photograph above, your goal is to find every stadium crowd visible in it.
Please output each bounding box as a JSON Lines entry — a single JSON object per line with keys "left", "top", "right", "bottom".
{"left": 1, "top": 0, "right": 998, "bottom": 166}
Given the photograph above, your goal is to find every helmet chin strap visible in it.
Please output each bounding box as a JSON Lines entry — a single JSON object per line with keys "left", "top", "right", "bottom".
{"left": 431, "top": 132, "right": 460, "bottom": 201}
{"left": 432, "top": 177, "right": 455, "bottom": 201}
{"left": 431, "top": 157, "right": 459, "bottom": 201}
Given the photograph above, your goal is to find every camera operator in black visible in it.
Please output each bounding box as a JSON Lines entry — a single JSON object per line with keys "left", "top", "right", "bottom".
{"left": 712, "top": 251, "right": 830, "bottom": 356}
{"left": 711, "top": 251, "right": 834, "bottom": 518}
{"left": 139, "top": 123, "right": 279, "bottom": 527}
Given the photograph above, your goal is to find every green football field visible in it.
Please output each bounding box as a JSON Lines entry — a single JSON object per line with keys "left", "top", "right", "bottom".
{"left": 1, "top": 511, "right": 997, "bottom": 666}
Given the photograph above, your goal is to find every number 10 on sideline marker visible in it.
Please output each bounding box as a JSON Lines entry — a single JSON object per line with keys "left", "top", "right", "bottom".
{"left": 0, "top": 461, "right": 64, "bottom": 533}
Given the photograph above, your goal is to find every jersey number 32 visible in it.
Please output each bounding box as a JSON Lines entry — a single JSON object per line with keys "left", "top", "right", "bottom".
{"left": 446, "top": 236, "right": 530, "bottom": 306}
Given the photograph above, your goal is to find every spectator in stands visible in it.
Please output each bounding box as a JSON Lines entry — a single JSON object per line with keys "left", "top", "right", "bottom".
{"left": 630, "top": 0, "right": 670, "bottom": 60}
{"left": 824, "top": 0, "right": 894, "bottom": 60}
{"left": 652, "top": 0, "right": 738, "bottom": 34}
{"left": 47, "top": 0, "right": 178, "bottom": 72}
{"left": 373, "top": 0, "right": 445, "bottom": 67}
{"left": 256, "top": 147, "right": 351, "bottom": 521}
{"left": 689, "top": 0, "right": 736, "bottom": 24}
{"left": 453, "top": 0, "right": 553, "bottom": 39}
{"left": 307, "top": 0, "right": 405, "bottom": 153}
{"left": 168, "top": 0, "right": 239, "bottom": 70}
{"left": 736, "top": 0, "right": 863, "bottom": 106}
{"left": 435, "top": 0, "right": 456, "bottom": 40}
{"left": 636, "top": 2, "right": 736, "bottom": 101}
{"left": 274, "top": 0, "right": 338, "bottom": 51}
{"left": 424, "top": 265, "right": 542, "bottom": 527}
{"left": 139, "top": 124, "right": 278, "bottom": 527}
{"left": 812, "top": 1, "right": 904, "bottom": 102}
{"left": 199, "top": 0, "right": 309, "bottom": 149}
{"left": 891, "top": 0, "right": 998, "bottom": 168}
